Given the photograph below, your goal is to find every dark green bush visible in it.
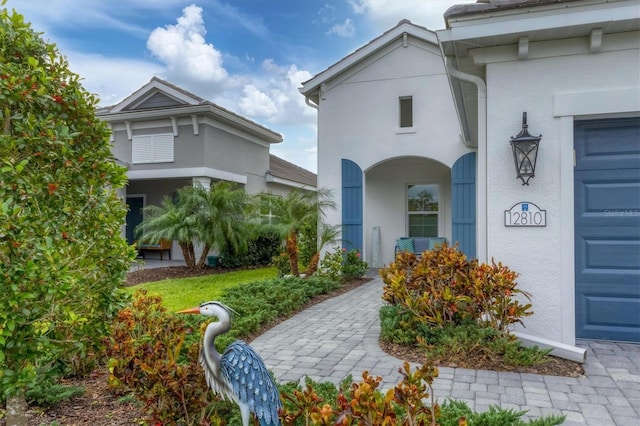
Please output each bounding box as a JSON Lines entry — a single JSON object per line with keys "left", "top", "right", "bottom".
{"left": 218, "top": 228, "right": 281, "bottom": 268}
{"left": 438, "top": 399, "right": 565, "bottom": 426}
{"left": 271, "top": 252, "right": 292, "bottom": 276}
{"left": 380, "top": 305, "right": 427, "bottom": 345}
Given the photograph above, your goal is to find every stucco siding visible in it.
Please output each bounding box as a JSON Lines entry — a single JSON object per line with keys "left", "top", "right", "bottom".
{"left": 316, "top": 36, "right": 470, "bottom": 265}
{"left": 482, "top": 41, "right": 640, "bottom": 343}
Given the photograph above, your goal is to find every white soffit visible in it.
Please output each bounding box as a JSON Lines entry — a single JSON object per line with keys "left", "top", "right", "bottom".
{"left": 441, "top": 1, "right": 640, "bottom": 43}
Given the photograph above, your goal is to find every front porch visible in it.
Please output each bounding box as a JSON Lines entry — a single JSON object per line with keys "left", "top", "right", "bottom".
{"left": 338, "top": 152, "right": 476, "bottom": 268}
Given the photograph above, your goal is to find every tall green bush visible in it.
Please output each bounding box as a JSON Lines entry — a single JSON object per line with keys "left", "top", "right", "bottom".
{"left": 218, "top": 227, "right": 281, "bottom": 268}
{"left": 0, "top": 3, "right": 135, "bottom": 421}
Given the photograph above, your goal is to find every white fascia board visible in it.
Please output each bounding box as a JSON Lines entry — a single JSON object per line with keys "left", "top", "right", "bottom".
{"left": 99, "top": 105, "right": 282, "bottom": 144}
{"left": 111, "top": 80, "right": 200, "bottom": 113}
{"left": 300, "top": 22, "right": 438, "bottom": 95}
{"left": 442, "top": 1, "right": 639, "bottom": 42}
{"left": 266, "top": 173, "right": 317, "bottom": 190}
{"left": 127, "top": 167, "right": 248, "bottom": 184}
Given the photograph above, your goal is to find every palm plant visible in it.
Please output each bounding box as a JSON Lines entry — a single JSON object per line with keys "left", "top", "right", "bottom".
{"left": 259, "top": 188, "right": 336, "bottom": 277}
{"left": 136, "top": 188, "right": 200, "bottom": 267}
{"left": 187, "top": 181, "right": 250, "bottom": 268}
{"left": 136, "top": 182, "right": 251, "bottom": 268}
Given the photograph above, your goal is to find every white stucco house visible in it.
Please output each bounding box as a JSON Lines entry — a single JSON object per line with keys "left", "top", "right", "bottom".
{"left": 300, "top": 0, "right": 639, "bottom": 348}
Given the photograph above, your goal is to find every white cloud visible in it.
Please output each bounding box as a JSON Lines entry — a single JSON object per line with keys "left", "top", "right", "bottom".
{"left": 146, "top": 4, "right": 234, "bottom": 94}
{"left": 235, "top": 60, "right": 315, "bottom": 127}
{"left": 350, "top": 0, "right": 476, "bottom": 31}
{"left": 239, "top": 85, "right": 278, "bottom": 117}
{"left": 316, "top": 4, "right": 337, "bottom": 24}
{"left": 65, "top": 53, "right": 164, "bottom": 106}
{"left": 326, "top": 18, "right": 356, "bottom": 38}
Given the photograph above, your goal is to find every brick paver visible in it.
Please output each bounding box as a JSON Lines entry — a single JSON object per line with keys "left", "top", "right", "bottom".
{"left": 250, "top": 277, "right": 640, "bottom": 425}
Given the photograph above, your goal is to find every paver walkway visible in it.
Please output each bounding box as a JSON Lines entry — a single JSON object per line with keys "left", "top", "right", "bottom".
{"left": 251, "top": 278, "right": 640, "bottom": 425}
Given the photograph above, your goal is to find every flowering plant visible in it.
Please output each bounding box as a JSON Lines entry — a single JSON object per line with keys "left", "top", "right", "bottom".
{"left": 317, "top": 247, "right": 368, "bottom": 281}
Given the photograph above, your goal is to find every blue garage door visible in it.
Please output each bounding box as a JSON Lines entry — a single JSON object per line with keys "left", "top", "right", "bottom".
{"left": 574, "top": 117, "right": 640, "bottom": 342}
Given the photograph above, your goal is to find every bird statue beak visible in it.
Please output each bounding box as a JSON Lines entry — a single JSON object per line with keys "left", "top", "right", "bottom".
{"left": 177, "top": 307, "right": 201, "bottom": 314}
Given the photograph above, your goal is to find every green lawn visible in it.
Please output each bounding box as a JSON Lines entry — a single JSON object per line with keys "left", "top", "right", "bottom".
{"left": 125, "top": 267, "right": 277, "bottom": 312}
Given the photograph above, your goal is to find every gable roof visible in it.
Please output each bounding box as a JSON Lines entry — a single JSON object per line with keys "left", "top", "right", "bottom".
{"left": 97, "top": 77, "right": 283, "bottom": 144}
{"left": 110, "top": 76, "right": 204, "bottom": 112}
{"left": 267, "top": 155, "right": 317, "bottom": 189}
{"left": 300, "top": 20, "right": 438, "bottom": 104}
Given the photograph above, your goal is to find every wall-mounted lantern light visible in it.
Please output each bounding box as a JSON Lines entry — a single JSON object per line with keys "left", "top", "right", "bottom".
{"left": 510, "top": 112, "right": 542, "bottom": 185}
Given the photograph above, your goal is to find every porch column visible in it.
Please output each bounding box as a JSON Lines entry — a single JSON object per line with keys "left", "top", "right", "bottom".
{"left": 192, "top": 176, "right": 211, "bottom": 190}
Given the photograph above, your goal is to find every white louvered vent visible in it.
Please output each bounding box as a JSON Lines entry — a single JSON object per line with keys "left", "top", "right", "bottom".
{"left": 132, "top": 133, "right": 174, "bottom": 164}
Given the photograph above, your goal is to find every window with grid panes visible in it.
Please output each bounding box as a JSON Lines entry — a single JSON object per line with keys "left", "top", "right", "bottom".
{"left": 407, "top": 184, "right": 438, "bottom": 237}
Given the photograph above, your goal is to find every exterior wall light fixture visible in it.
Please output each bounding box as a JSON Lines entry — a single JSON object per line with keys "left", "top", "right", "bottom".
{"left": 510, "top": 112, "right": 541, "bottom": 185}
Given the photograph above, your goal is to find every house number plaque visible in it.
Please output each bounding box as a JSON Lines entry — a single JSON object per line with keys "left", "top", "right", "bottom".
{"left": 504, "top": 202, "right": 546, "bottom": 227}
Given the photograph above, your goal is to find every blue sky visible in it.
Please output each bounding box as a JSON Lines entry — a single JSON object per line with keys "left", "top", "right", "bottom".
{"left": 8, "top": 0, "right": 474, "bottom": 173}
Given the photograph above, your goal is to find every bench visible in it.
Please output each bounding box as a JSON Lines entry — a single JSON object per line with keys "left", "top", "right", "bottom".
{"left": 138, "top": 240, "right": 172, "bottom": 260}
{"left": 395, "top": 237, "right": 447, "bottom": 256}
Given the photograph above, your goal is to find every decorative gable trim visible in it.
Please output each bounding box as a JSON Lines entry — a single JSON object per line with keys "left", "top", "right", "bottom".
{"left": 300, "top": 20, "right": 438, "bottom": 99}
{"left": 111, "top": 77, "right": 202, "bottom": 113}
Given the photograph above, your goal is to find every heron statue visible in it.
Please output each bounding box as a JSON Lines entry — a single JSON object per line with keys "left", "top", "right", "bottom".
{"left": 179, "top": 301, "right": 282, "bottom": 426}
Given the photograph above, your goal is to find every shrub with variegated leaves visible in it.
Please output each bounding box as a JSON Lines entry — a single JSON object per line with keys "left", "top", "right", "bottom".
{"left": 380, "top": 243, "right": 532, "bottom": 332}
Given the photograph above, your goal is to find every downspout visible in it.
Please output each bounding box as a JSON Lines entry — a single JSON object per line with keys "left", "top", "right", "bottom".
{"left": 444, "top": 60, "right": 488, "bottom": 264}
{"left": 443, "top": 61, "right": 586, "bottom": 363}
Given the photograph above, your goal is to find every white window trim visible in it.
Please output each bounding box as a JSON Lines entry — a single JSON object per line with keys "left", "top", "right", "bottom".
{"left": 406, "top": 182, "right": 441, "bottom": 237}
{"left": 399, "top": 96, "right": 413, "bottom": 129}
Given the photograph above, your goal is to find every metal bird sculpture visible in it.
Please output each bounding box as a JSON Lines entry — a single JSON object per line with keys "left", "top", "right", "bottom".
{"left": 179, "top": 301, "right": 282, "bottom": 426}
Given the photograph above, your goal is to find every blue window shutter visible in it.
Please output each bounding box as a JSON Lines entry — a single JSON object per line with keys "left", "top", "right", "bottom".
{"left": 451, "top": 152, "right": 476, "bottom": 258}
{"left": 342, "top": 159, "right": 363, "bottom": 253}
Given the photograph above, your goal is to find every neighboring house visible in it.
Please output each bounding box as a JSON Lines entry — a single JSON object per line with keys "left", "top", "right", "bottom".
{"left": 301, "top": 0, "right": 639, "bottom": 346}
{"left": 98, "top": 77, "right": 316, "bottom": 260}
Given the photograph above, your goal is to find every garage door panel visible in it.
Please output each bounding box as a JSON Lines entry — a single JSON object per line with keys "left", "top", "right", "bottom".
{"left": 575, "top": 117, "right": 640, "bottom": 342}
{"left": 574, "top": 169, "right": 640, "bottom": 228}
{"left": 576, "top": 230, "right": 640, "bottom": 279}
{"left": 575, "top": 118, "right": 640, "bottom": 171}
{"left": 577, "top": 287, "right": 640, "bottom": 342}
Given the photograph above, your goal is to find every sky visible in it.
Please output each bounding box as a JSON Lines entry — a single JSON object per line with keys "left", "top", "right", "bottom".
{"left": 7, "top": 0, "right": 475, "bottom": 173}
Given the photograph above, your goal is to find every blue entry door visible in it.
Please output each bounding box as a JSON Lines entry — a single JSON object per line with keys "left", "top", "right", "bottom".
{"left": 574, "top": 118, "right": 640, "bottom": 342}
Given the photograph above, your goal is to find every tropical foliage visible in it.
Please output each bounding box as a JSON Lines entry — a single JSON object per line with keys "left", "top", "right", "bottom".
{"left": 107, "top": 276, "right": 342, "bottom": 424}
{"left": 316, "top": 246, "right": 368, "bottom": 282}
{"left": 0, "top": 4, "right": 134, "bottom": 422}
{"left": 258, "top": 188, "right": 336, "bottom": 276}
{"left": 381, "top": 243, "right": 532, "bottom": 332}
{"left": 137, "top": 181, "right": 250, "bottom": 268}
{"left": 108, "top": 288, "right": 563, "bottom": 425}
{"left": 379, "top": 244, "right": 549, "bottom": 371}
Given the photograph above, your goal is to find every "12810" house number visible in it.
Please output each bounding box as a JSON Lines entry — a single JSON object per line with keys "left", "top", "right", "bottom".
{"left": 504, "top": 202, "right": 546, "bottom": 227}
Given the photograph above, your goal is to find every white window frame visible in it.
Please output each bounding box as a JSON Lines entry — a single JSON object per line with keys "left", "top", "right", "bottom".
{"left": 132, "top": 133, "right": 174, "bottom": 164}
{"left": 407, "top": 183, "right": 440, "bottom": 238}
{"left": 399, "top": 96, "right": 413, "bottom": 128}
